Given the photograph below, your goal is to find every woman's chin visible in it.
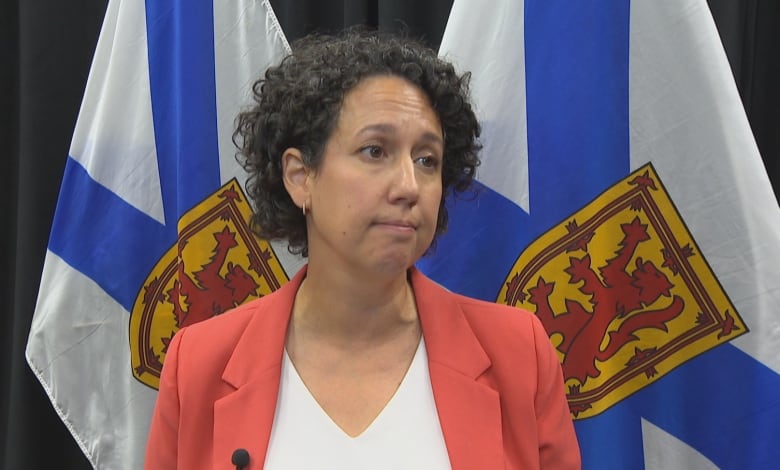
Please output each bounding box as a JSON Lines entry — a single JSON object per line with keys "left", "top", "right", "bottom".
{"left": 365, "top": 252, "right": 418, "bottom": 278}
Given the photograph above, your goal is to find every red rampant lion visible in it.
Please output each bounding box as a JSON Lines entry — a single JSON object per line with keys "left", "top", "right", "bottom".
{"left": 528, "top": 216, "right": 685, "bottom": 385}
{"left": 168, "top": 225, "right": 260, "bottom": 328}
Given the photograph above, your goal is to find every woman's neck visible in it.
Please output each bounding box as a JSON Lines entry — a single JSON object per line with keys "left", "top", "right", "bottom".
{"left": 291, "top": 261, "right": 418, "bottom": 344}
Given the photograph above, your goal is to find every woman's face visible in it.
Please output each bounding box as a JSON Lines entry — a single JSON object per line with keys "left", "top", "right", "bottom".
{"left": 305, "top": 75, "right": 444, "bottom": 278}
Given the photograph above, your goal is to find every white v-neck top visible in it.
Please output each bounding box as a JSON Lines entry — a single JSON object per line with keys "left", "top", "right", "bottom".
{"left": 263, "top": 340, "right": 452, "bottom": 469}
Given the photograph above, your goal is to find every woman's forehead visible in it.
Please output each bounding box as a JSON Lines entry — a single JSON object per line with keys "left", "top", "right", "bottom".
{"left": 334, "top": 76, "right": 441, "bottom": 136}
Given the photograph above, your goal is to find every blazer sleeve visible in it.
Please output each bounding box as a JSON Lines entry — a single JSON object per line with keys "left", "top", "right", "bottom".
{"left": 144, "top": 327, "right": 187, "bottom": 469}
{"left": 530, "top": 315, "right": 582, "bottom": 469}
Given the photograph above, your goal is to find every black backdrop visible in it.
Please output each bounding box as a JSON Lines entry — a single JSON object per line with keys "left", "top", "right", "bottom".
{"left": 2, "top": 1, "right": 777, "bottom": 467}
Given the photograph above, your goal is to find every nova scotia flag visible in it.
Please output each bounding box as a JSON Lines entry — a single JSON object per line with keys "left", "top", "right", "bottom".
{"left": 25, "top": 1, "right": 297, "bottom": 467}
{"left": 422, "top": 0, "right": 780, "bottom": 468}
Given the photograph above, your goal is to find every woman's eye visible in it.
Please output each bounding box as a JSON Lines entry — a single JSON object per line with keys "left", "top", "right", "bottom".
{"left": 360, "top": 145, "right": 384, "bottom": 159}
{"left": 415, "top": 155, "right": 439, "bottom": 169}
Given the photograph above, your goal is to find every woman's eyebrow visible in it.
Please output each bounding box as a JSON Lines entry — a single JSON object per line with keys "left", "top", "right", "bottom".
{"left": 357, "top": 124, "right": 443, "bottom": 147}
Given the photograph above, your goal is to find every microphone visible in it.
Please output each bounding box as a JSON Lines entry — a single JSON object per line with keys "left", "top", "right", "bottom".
{"left": 232, "top": 448, "right": 250, "bottom": 470}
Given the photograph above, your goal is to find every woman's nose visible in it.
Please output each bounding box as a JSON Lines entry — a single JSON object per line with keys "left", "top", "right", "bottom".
{"left": 389, "top": 155, "right": 420, "bottom": 204}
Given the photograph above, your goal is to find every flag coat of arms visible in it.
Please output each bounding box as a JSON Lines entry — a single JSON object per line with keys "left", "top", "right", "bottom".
{"left": 424, "top": 0, "right": 780, "bottom": 468}
{"left": 26, "top": 0, "right": 780, "bottom": 468}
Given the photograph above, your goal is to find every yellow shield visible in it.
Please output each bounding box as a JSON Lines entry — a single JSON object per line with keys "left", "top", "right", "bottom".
{"left": 129, "top": 179, "right": 288, "bottom": 389}
{"left": 498, "top": 164, "right": 747, "bottom": 419}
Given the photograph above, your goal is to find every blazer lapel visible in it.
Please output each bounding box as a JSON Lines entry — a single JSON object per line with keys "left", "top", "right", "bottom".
{"left": 212, "top": 267, "right": 306, "bottom": 469}
{"left": 210, "top": 267, "right": 503, "bottom": 469}
{"left": 412, "top": 269, "right": 505, "bottom": 470}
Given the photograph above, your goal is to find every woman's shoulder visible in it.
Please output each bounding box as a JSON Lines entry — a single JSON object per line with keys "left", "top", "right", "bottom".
{"left": 454, "top": 292, "right": 547, "bottom": 345}
{"left": 437, "top": 287, "right": 552, "bottom": 357}
{"left": 453, "top": 290, "right": 532, "bottom": 317}
{"left": 421, "top": 275, "right": 541, "bottom": 331}
{"left": 169, "top": 293, "right": 281, "bottom": 368}
{"left": 443, "top": 287, "right": 562, "bottom": 391}
{"left": 183, "top": 295, "right": 267, "bottom": 339}
{"left": 413, "top": 269, "right": 541, "bottom": 331}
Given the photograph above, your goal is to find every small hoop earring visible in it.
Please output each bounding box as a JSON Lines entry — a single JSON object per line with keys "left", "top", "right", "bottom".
{"left": 302, "top": 201, "right": 307, "bottom": 216}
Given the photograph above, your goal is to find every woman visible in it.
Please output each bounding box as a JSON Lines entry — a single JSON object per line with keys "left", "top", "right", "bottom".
{"left": 145, "top": 31, "right": 580, "bottom": 469}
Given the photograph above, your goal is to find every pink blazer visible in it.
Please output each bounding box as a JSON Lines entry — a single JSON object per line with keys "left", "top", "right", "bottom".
{"left": 145, "top": 267, "right": 580, "bottom": 469}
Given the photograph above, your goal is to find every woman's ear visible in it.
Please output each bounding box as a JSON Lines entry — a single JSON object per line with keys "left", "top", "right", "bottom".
{"left": 281, "top": 148, "right": 310, "bottom": 209}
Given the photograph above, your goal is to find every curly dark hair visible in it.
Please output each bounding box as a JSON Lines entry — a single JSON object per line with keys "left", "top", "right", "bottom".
{"left": 234, "top": 30, "right": 481, "bottom": 257}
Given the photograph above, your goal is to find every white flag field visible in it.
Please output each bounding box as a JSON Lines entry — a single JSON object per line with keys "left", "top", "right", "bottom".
{"left": 26, "top": 0, "right": 780, "bottom": 468}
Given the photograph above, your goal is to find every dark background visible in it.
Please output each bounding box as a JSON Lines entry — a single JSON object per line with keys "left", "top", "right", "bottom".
{"left": 2, "top": 0, "right": 777, "bottom": 467}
